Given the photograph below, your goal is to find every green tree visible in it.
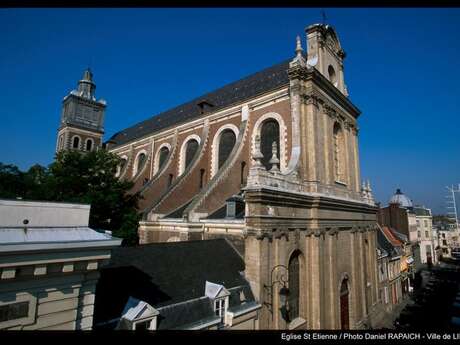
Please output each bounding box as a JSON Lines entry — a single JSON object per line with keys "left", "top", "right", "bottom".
{"left": 0, "top": 150, "right": 141, "bottom": 246}
{"left": 48, "top": 150, "right": 141, "bottom": 245}
{"left": 0, "top": 163, "right": 25, "bottom": 198}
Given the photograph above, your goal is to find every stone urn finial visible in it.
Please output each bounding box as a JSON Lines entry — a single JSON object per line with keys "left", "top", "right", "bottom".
{"left": 269, "top": 141, "right": 280, "bottom": 172}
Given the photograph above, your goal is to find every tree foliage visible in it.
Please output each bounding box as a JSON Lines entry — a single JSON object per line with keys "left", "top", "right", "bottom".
{"left": 0, "top": 150, "right": 141, "bottom": 246}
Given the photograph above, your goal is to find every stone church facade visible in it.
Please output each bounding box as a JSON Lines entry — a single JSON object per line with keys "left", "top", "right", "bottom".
{"left": 57, "top": 23, "right": 382, "bottom": 330}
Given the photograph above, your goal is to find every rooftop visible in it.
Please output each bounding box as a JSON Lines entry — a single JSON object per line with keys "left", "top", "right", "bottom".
{"left": 107, "top": 57, "right": 293, "bottom": 148}
{"left": 93, "top": 238, "right": 254, "bottom": 328}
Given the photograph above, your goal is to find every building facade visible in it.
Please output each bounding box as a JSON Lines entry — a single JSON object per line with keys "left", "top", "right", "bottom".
{"left": 413, "top": 206, "right": 436, "bottom": 265}
{"left": 59, "top": 23, "right": 383, "bottom": 329}
{"left": 0, "top": 199, "right": 120, "bottom": 330}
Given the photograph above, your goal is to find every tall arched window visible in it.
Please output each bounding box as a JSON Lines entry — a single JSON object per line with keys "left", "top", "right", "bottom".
{"left": 260, "top": 120, "right": 280, "bottom": 170}
{"left": 333, "top": 122, "right": 346, "bottom": 182}
{"left": 116, "top": 158, "right": 127, "bottom": 177}
{"left": 185, "top": 139, "right": 199, "bottom": 170}
{"left": 199, "top": 169, "right": 205, "bottom": 190}
{"left": 86, "top": 139, "right": 93, "bottom": 151}
{"left": 340, "top": 278, "right": 350, "bottom": 330}
{"left": 218, "top": 129, "right": 236, "bottom": 169}
{"left": 240, "top": 161, "right": 247, "bottom": 186}
{"left": 158, "top": 146, "right": 170, "bottom": 171}
{"left": 135, "top": 153, "right": 146, "bottom": 176}
{"left": 72, "top": 136, "right": 80, "bottom": 149}
{"left": 288, "top": 251, "right": 300, "bottom": 321}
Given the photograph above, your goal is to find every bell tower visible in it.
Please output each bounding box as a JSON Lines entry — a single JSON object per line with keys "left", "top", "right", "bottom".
{"left": 56, "top": 69, "right": 107, "bottom": 154}
{"left": 306, "top": 24, "right": 348, "bottom": 96}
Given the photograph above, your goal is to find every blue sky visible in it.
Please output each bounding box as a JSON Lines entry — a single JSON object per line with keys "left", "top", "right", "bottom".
{"left": 1, "top": 8, "right": 459, "bottom": 214}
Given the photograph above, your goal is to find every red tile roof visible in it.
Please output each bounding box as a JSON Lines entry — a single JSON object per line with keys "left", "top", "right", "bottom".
{"left": 381, "top": 226, "right": 403, "bottom": 247}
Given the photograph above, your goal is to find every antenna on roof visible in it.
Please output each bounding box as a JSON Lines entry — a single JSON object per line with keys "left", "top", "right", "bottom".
{"left": 446, "top": 184, "right": 460, "bottom": 235}
{"left": 321, "top": 9, "right": 328, "bottom": 25}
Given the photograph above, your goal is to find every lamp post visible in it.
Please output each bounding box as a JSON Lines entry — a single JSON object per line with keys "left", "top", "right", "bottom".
{"left": 263, "top": 265, "right": 290, "bottom": 321}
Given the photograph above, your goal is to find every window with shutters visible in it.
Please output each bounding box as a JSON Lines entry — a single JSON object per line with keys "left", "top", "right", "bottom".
{"left": 260, "top": 120, "right": 280, "bottom": 170}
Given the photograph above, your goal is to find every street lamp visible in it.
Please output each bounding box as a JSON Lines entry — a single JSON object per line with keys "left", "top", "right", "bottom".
{"left": 263, "top": 265, "right": 290, "bottom": 321}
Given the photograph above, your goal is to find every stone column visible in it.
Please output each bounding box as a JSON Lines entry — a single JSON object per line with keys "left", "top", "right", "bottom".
{"left": 352, "top": 127, "right": 361, "bottom": 194}
{"left": 326, "top": 228, "right": 338, "bottom": 329}
{"left": 350, "top": 227, "right": 360, "bottom": 328}
{"left": 309, "top": 229, "right": 322, "bottom": 329}
{"left": 303, "top": 99, "right": 318, "bottom": 184}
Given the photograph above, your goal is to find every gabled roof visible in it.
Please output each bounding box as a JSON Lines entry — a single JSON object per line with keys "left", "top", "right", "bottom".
{"left": 121, "top": 297, "right": 159, "bottom": 322}
{"left": 205, "top": 281, "right": 230, "bottom": 299}
{"left": 107, "top": 58, "right": 292, "bottom": 148}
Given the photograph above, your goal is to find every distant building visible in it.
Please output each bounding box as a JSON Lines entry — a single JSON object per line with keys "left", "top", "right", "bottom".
{"left": 413, "top": 206, "right": 436, "bottom": 265}
{"left": 378, "top": 189, "right": 418, "bottom": 243}
{"left": 0, "top": 199, "right": 121, "bottom": 330}
{"left": 93, "top": 239, "right": 261, "bottom": 330}
{"left": 376, "top": 226, "right": 403, "bottom": 311}
{"left": 434, "top": 220, "right": 460, "bottom": 258}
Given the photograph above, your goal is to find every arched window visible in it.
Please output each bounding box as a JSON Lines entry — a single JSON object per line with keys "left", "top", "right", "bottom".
{"left": 86, "top": 139, "right": 93, "bottom": 151}
{"left": 288, "top": 251, "right": 300, "bottom": 321}
{"left": 116, "top": 158, "right": 127, "bottom": 177}
{"left": 58, "top": 136, "right": 63, "bottom": 150}
{"left": 72, "top": 136, "right": 80, "bottom": 149}
{"left": 185, "top": 139, "right": 199, "bottom": 170}
{"left": 340, "top": 278, "right": 350, "bottom": 330}
{"left": 218, "top": 129, "right": 236, "bottom": 169}
{"left": 240, "top": 161, "right": 246, "bottom": 187}
{"left": 158, "top": 146, "right": 170, "bottom": 171}
{"left": 135, "top": 152, "right": 147, "bottom": 176}
{"left": 199, "top": 169, "right": 205, "bottom": 190}
{"left": 333, "top": 123, "right": 346, "bottom": 182}
{"left": 168, "top": 174, "right": 174, "bottom": 188}
{"left": 260, "top": 120, "right": 280, "bottom": 170}
{"left": 328, "top": 65, "right": 337, "bottom": 86}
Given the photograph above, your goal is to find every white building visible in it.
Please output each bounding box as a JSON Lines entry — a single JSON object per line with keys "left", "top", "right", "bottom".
{"left": 413, "top": 206, "right": 436, "bottom": 265}
{"left": 0, "top": 199, "right": 121, "bottom": 330}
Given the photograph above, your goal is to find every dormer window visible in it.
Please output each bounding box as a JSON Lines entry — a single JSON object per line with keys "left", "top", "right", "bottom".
{"left": 117, "top": 297, "right": 159, "bottom": 331}
{"left": 205, "top": 281, "right": 230, "bottom": 327}
{"left": 214, "top": 298, "right": 225, "bottom": 319}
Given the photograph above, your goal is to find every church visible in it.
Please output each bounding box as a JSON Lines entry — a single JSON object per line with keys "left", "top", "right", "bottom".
{"left": 56, "top": 23, "right": 382, "bottom": 330}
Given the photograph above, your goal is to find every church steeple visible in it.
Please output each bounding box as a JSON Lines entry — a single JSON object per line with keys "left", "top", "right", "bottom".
{"left": 55, "top": 68, "right": 107, "bottom": 154}
{"left": 77, "top": 68, "right": 96, "bottom": 100}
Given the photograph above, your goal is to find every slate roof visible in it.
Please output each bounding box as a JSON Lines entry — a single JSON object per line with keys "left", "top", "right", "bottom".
{"left": 107, "top": 58, "right": 292, "bottom": 148}
{"left": 156, "top": 297, "right": 218, "bottom": 330}
{"left": 93, "top": 239, "right": 253, "bottom": 328}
